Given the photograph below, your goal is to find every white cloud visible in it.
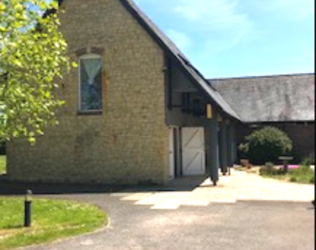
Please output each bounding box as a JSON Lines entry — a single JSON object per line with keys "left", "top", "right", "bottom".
{"left": 174, "top": 0, "right": 251, "bottom": 31}
{"left": 171, "top": 0, "right": 252, "bottom": 55}
{"left": 166, "top": 30, "right": 192, "bottom": 51}
{"left": 132, "top": 0, "right": 254, "bottom": 76}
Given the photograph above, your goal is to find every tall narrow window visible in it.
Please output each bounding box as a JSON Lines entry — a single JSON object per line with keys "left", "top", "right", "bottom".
{"left": 79, "top": 55, "right": 102, "bottom": 112}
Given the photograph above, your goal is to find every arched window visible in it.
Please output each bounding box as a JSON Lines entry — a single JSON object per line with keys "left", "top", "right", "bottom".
{"left": 79, "top": 54, "right": 102, "bottom": 112}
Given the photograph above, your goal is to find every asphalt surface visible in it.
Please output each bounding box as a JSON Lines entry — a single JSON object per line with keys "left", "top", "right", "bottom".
{"left": 24, "top": 193, "right": 315, "bottom": 250}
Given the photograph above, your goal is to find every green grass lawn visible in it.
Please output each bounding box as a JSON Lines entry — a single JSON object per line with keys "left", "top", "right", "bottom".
{"left": 0, "top": 198, "right": 107, "bottom": 250}
{"left": 0, "top": 156, "right": 6, "bottom": 175}
{"left": 260, "top": 166, "right": 314, "bottom": 184}
{"left": 286, "top": 167, "right": 314, "bottom": 184}
{"left": 235, "top": 165, "right": 315, "bottom": 185}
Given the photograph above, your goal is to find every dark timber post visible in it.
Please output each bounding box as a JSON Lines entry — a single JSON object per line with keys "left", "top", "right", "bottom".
{"left": 227, "top": 122, "right": 234, "bottom": 166}
{"left": 232, "top": 124, "right": 238, "bottom": 164}
{"left": 209, "top": 111, "right": 220, "bottom": 186}
{"left": 227, "top": 122, "right": 235, "bottom": 175}
{"left": 219, "top": 119, "right": 228, "bottom": 175}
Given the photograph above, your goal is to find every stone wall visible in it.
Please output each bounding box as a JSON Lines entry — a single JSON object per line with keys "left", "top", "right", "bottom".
{"left": 7, "top": 0, "right": 169, "bottom": 185}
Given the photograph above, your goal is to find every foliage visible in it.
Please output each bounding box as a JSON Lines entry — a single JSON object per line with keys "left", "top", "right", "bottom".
{"left": 260, "top": 162, "right": 283, "bottom": 176}
{"left": 260, "top": 163, "right": 315, "bottom": 184}
{"left": 301, "top": 157, "right": 315, "bottom": 167}
{"left": 0, "top": 0, "right": 71, "bottom": 143}
{"left": 289, "top": 165, "right": 315, "bottom": 184}
{"left": 265, "top": 162, "right": 275, "bottom": 170}
{"left": 0, "top": 155, "right": 5, "bottom": 174}
{"left": 0, "top": 198, "right": 107, "bottom": 249}
{"left": 239, "top": 127, "right": 293, "bottom": 165}
{"left": 260, "top": 162, "right": 275, "bottom": 175}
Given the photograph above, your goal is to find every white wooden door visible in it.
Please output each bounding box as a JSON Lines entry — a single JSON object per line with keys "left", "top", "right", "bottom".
{"left": 182, "top": 128, "right": 206, "bottom": 176}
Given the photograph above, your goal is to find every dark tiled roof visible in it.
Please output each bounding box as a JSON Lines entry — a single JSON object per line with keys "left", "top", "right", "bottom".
{"left": 58, "top": 0, "right": 240, "bottom": 121}
{"left": 210, "top": 74, "right": 315, "bottom": 123}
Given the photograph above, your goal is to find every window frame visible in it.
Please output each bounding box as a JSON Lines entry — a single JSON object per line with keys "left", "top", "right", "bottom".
{"left": 78, "top": 54, "right": 103, "bottom": 114}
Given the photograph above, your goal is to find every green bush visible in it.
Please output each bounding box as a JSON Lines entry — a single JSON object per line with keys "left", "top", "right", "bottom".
{"left": 261, "top": 162, "right": 275, "bottom": 174}
{"left": 290, "top": 176, "right": 297, "bottom": 182}
{"left": 239, "top": 127, "right": 293, "bottom": 165}
{"left": 301, "top": 157, "right": 315, "bottom": 167}
{"left": 260, "top": 162, "right": 283, "bottom": 176}
{"left": 310, "top": 175, "right": 315, "bottom": 184}
{"left": 260, "top": 163, "right": 270, "bottom": 175}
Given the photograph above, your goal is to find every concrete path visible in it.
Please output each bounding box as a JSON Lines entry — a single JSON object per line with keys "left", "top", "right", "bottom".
{"left": 114, "top": 170, "right": 315, "bottom": 210}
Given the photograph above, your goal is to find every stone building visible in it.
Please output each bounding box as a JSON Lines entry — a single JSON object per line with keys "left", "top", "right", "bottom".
{"left": 7, "top": 0, "right": 239, "bottom": 186}
{"left": 6, "top": 0, "right": 315, "bottom": 185}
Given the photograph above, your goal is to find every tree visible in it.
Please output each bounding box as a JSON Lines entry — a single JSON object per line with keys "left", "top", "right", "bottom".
{"left": 239, "top": 127, "right": 293, "bottom": 165}
{"left": 0, "top": 0, "right": 71, "bottom": 143}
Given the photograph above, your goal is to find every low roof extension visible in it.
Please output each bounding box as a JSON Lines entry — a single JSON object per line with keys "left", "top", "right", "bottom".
{"left": 210, "top": 73, "right": 315, "bottom": 123}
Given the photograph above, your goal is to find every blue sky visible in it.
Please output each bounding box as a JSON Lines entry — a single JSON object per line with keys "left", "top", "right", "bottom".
{"left": 134, "top": 0, "right": 315, "bottom": 78}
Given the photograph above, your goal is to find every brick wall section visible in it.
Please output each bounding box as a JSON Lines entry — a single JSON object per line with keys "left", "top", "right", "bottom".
{"left": 7, "top": 0, "right": 169, "bottom": 185}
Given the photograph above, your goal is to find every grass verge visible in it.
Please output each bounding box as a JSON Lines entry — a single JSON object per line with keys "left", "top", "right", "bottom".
{"left": 287, "top": 167, "right": 315, "bottom": 184}
{"left": 235, "top": 165, "right": 315, "bottom": 185}
{"left": 0, "top": 198, "right": 107, "bottom": 250}
{"left": 260, "top": 166, "right": 315, "bottom": 184}
{"left": 0, "top": 156, "right": 5, "bottom": 175}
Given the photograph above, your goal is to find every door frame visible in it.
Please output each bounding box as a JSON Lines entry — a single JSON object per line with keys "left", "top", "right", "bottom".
{"left": 169, "top": 127, "right": 181, "bottom": 180}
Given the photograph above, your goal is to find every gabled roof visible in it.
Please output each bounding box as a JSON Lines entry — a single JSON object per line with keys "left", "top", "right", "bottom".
{"left": 58, "top": 0, "right": 240, "bottom": 121}
{"left": 210, "top": 74, "right": 315, "bottom": 123}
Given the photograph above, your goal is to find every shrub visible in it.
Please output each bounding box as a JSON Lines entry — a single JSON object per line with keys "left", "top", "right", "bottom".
{"left": 290, "top": 176, "right": 297, "bottom": 182}
{"left": 260, "top": 162, "right": 272, "bottom": 175}
{"left": 260, "top": 162, "right": 283, "bottom": 176}
{"left": 239, "top": 127, "right": 293, "bottom": 165}
{"left": 301, "top": 157, "right": 315, "bottom": 167}
{"left": 264, "top": 162, "right": 275, "bottom": 173}
{"left": 310, "top": 175, "right": 315, "bottom": 184}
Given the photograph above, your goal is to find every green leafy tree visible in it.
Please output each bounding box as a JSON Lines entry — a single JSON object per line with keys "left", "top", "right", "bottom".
{"left": 0, "top": 0, "right": 70, "bottom": 143}
{"left": 239, "top": 127, "right": 293, "bottom": 165}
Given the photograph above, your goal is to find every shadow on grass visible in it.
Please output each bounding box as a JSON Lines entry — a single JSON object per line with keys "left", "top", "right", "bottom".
{"left": 1, "top": 225, "right": 24, "bottom": 230}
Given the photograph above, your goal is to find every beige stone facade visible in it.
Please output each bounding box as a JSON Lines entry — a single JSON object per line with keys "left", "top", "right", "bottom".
{"left": 7, "top": 0, "right": 169, "bottom": 185}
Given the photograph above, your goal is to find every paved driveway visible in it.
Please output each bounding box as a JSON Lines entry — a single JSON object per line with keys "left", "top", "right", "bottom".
{"left": 114, "top": 170, "right": 315, "bottom": 210}
{"left": 5, "top": 170, "right": 315, "bottom": 250}
{"left": 26, "top": 194, "right": 315, "bottom": 250}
